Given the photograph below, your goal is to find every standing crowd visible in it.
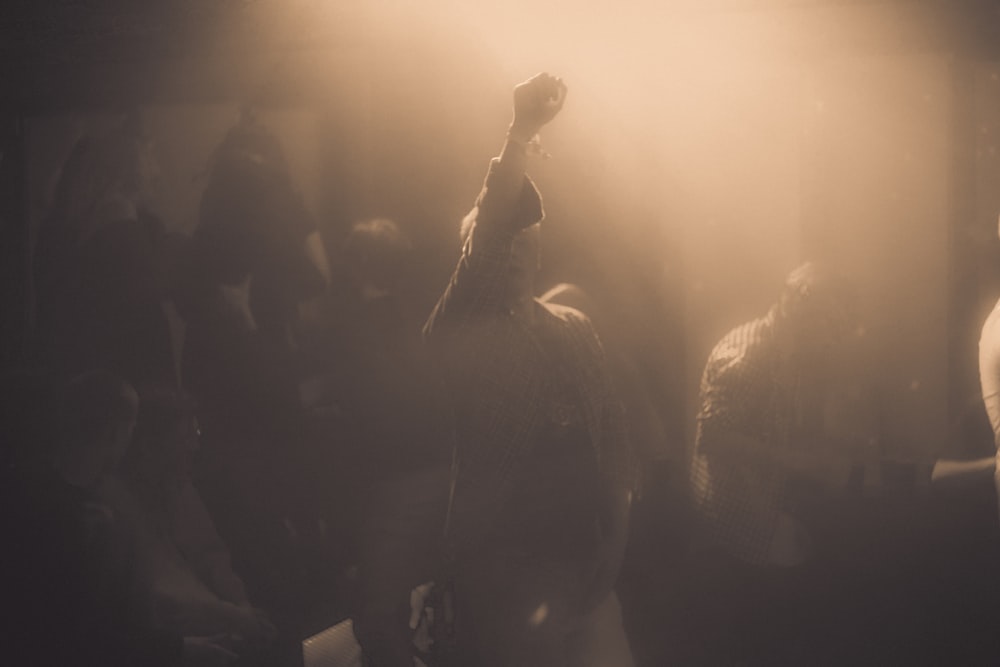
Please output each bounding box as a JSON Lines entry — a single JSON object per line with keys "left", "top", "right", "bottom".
{"left": 4, "top": 70, "right": 1000, "bottom": 667}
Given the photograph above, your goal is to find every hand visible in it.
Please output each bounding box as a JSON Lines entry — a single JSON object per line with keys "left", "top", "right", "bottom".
{"left": 181, "top": 635, "right": 239, "bottom": 666}
{"left": 408, "top": 581, "right": 435, "bottom": 631}
{"left": 510, "top": 72, "right": 567, "bottom": 142}
{"left": 409, "top": 581, "right": 435, "bottom": 654}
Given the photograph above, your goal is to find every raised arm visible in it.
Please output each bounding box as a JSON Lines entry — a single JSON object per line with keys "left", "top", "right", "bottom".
{"left": 423, "top": 73, "right": 567, "bottom": 337}
{"left": 488, "top": 72, "right": 567, "bottom": 220}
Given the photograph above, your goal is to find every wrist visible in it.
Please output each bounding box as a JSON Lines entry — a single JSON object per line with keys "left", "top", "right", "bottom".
{"left": 507, "top": 123, "right": 538, "bottom": 145}
{"left": 505, "top": 127, "right": 549, "bottom": 159}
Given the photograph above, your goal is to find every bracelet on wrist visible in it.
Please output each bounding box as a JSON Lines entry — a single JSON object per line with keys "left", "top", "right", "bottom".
{"left": 505, "top": 129, "right": 549, "bottom": 158}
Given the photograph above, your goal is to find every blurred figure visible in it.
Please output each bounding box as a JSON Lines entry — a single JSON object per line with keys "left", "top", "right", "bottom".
{"left": 33, "top": 115, "right": 178, "bottom": 387}
{"left": 421, "top": 73, "right": 637, "bottom": 667}
{"left": 341, "top": 218, "right": 411, "bottom": 304}
{"left": 330, "top": 218, "right": 452, "bottom": 480}
{"left": 178, "top": 113, "right": 331, "bottom": 626}
{"left": 1, "top": 370, "right": 236, "bottom": 666}
{"left": 688, "top": 261, "right": 856, "bottom": 665}
{"left": 315, "top": 218, "right": 453, "bottom": 666}
{"left": 187, "top": 109, "right": 328, "bottom": 343}
{"left": 102, "top": 385, "right": 281, "bottom": 662}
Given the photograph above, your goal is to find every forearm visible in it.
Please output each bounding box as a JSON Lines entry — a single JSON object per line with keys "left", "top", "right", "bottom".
{"left": 426, "top": 73, "right": 562, "bottom": 335}
{"left": 423, "top": 167, "right": 542, "bottom": 337}
{"left": 932, "top": 456, "right": 996, "bottom": 487}
{"left": 486, "top": 131, "right": 532, "bottom": 221}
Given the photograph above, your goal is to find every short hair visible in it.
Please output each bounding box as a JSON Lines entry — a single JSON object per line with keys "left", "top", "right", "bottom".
{"left": 345, "top": 218, "right": 409, "bottom": 257}
{"left": 47, "top": 115, "right": 152, "bottom": 243}
{"left": 54, "top": 370, "right": 137, "bottom": 454}
{"left": 779, "top": 261, "right": 855, "bottom": 320}
{"left": 212, "top": 114, "right": 289, "bottom": 179}
{"left": 343, "top": 218, "right": 410, "bottom": 285}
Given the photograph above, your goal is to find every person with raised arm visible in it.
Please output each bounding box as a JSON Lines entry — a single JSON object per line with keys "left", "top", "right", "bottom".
{"left": 418, "top": 72, "right": 637, "bottom": 667}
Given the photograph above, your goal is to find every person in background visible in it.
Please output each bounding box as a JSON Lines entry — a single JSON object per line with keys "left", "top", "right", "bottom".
{"left": 33, "top": 114, "right": 178, "bottom": 388}
{"left": 420, "top": 72, "right": 637, "bottom": 667}
{"left": 310, "top": 218, "right": 453, "bottom": 666}
{"left": 2, "top": 370, "right": 237, "bottom": 666}
{"left": 688, "top": 262, "right": 857, "bottom": 665}
{"left": 179, "top": 114, "right": 331, "bottom": 627}
{"left": 102, "top": 384, "right": 282, "bottom": 663}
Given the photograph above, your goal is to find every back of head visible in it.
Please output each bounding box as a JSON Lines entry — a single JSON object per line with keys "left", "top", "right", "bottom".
{"left": 196, "top": 116, "right": 315, "bottom": 293}
{"left": 343, "top": 218, "right": 411, "bottom": 295}
{"left": 213, "top": 114, "right": 289, "bottom": 179}
{"left": 46, "top": 114, "right": 153, "bottom": 246}
{"left": 779, "top": 261, "right": 856, "bottom": 347}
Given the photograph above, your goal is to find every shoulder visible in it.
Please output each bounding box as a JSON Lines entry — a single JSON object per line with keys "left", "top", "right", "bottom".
{"left": 704, "top": 316, "right": 774, "bottom": 383}
{"left": 539, "top": 300, "right": 603, "bottom": 345}
{"left": 542, "top": 301, "right": 592, "bottom": 327}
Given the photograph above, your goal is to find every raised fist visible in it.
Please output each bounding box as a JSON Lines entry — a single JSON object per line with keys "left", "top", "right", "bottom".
{"left": 510, "top": 72, "right": 567, "bottom": 142}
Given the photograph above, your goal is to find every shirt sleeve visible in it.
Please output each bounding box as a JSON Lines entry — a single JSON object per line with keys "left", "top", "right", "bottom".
{"left": 423, "top": 160, "right": 544, "bottom": 339}
{"left": 698, "top": 348, "right": 747, "bottom": 425}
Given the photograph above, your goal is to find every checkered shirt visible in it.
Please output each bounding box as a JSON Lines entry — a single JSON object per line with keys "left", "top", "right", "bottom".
{"left": 690, "top": 309, "right": 806, "bottom": 565}
{"left": 424, "top": 160, "right": 637, "bottom": 557}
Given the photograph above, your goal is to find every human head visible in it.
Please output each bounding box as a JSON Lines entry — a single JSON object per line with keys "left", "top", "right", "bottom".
{"left": 49, "top": 114, "right": 156, "bottom": 243}
{"left": 196, "top": 115, "right": 296, "bottom": 285}
{"left": 343, "top": 217, "right": 411, "bottom": 300}
{"left": 778, "top": 261, "right": 856, "bottom": 353}
{"left": 51, "top": 370, "right": 139, "bottom": 488}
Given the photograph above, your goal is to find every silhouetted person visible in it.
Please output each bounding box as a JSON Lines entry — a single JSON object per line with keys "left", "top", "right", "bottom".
{"left": 179, "top": 115, "right": 329, "bottom": 622}
{"left": 102, "top": 384, "right": 279, "bottom": 659}
{"left": 689, "top": 262, "right": 856, "bottom": 665}
{"left": 420, "top": 73, "right": 637, "bottom": 667}
{"left": 33, "top": 117, "right": 177, "bottom": 387}
{"left": 311, "top": 218, "right": 453, "bottom": 666}
{"left": 2, "top": 370, "right": 237, "bottom": 666}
